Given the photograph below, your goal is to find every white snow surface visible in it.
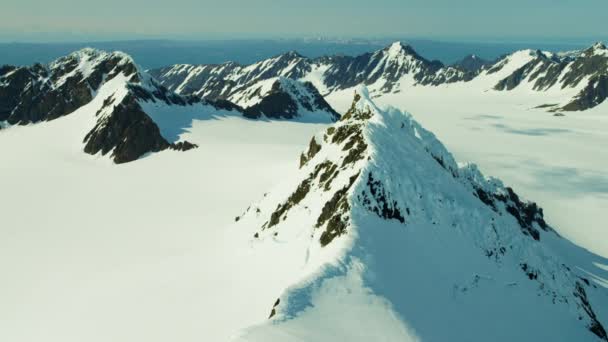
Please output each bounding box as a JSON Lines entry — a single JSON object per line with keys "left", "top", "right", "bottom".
{"left": 0, "top": 74, "right": 328, "bottom": 342}
{"left": 232, "top": 87, "right": 608, "bottom": 341}
{"left": 326, "top": 79, "right": 608, "bottom": 259}
{"left": 2, "top": 46, "right": 608, "bottom": 342}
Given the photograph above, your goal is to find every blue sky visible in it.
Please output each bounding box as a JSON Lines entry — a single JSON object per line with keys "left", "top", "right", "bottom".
{"left": 1, "top": 0, "right": 607, "bottom": 42}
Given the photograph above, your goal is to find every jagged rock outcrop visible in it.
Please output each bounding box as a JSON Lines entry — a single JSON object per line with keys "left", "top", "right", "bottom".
{"left": 453, "top": 54, "right": 492, "bottom": 73}
{"left": 242, "top": 78, "right": 339, "bottom": 121}
{"left": 0, "top": 49, "right": 140, "bottom": 124}
{"left": 83, "top": 93, "right": 171, "bottom": 164}
{"left": 562, "top": 74, "right": 608, "bottom": 111}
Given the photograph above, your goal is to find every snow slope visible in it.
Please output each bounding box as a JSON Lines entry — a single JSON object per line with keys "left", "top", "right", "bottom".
{"left": 2, "top": 45, "right": 608, "bottom": 342}
{"left": 326, "top": 81, "right": 608, "bottom": 258}
{"left": 0, "top": 74, "right": 328, "bottom": 342}
{"left": 233, "top": 88, "right": 608, "bottom": 341}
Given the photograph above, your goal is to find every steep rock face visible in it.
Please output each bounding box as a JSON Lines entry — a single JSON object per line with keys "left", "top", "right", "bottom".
{"left": 234, "top": 89, "right": 608, "bottom": 341}
{"left": 81, "top": 80, "right": 227, "bottom": 164}
{"left": 83, "top": 93, "right": 171, "bottom": 164}
{"left": 242, "top": 78, "right": 339, "bottom": 121}
{"left": 453, "top": 54, "right": 492, "bottom": 73}
{"left": 0, "top": 49, "right": 140, "bottom": 124}
{"left": 492, "top": 43, "right": 608, "bottom": 110}
{"left": 562, "top": 74, "right": 608, "bottom": 111}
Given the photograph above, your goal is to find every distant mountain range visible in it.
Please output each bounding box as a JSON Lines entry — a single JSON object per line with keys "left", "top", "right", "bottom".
{"left": 0, "top": 48, "right": 338, "bottom": 163}
{"left": 151, "top": 41, "right": 608, "bottom": 112}
{"left": 0, "top": 39, "right": 596, "bottom": 68}
{"left": 1, "top": 41, "right": 606, "bottom": 163}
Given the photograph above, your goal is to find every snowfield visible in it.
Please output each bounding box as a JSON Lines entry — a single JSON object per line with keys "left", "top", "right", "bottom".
{"left": 1, "top": 44, "right": 608, "bottom": 342}
{"left": 354, "top": 86, "right": 608, "bottom": 258}
{"left": 230, "top": 88, "right": 608, "bottom": 341}
{"left": 0, "top": 87, "right": 327, "bottom": 341}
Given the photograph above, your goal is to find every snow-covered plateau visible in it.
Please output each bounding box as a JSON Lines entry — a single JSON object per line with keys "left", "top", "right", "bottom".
{"left": 1, "top": 44, "right": 607, "bottom": 342}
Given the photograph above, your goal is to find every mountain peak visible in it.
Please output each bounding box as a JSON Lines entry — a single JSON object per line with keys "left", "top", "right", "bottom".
{"left": 453, "top": 54, "right": 490, "bottom": 72}
{"left": 581, "top": 42, "right": 608, "bottom": 58}
{"left": 385, "top": 41, "right": 417, "bottom": 57}
{"left": 340, "top": 86, "right": 378, "bottom": 122}
{"left": 279, "top": 50, "right": 305, "bottom": 59}
{"left": 242, "top": 77, "right": 339, "bottom": 122}
{"left": 69, "top": 47, "right": 104, "bottom": 58}
{"left": 236, "top": 91, "right": 608, "bottom": 341}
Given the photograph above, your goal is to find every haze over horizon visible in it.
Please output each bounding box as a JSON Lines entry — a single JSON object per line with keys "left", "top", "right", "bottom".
{"left": 2, "top": 0, "right": 607, "bottom": 43}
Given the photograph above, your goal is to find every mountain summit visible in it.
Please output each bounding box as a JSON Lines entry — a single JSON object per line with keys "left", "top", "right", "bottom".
{"left": 0, "top": 48, "right": 338, "bottom": 163}
{"left": 233, "top": 87, "right": 608, "bottom": 341}
{"left": 152, "top": 41, "right": 608, "bottom": 112}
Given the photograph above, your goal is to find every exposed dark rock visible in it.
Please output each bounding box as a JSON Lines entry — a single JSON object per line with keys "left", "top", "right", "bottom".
{"left": 0, "top": 50, "right": 140, "bottom": 125}
{"left": 495, "top": 64, "right": 529, "bottom": 91}
{"left": 319, "top": 215, "right": 349, "bottom": 247}
{"left": 243, "top": 79, "right": 338, "bottom": 121}
{"left": 83, "top": 94, "right": 171, "bottom": 164}
{"left": 300, "top": 137, "right": 322, "bottom": 168}
{"left": 573, "top": 282, "right": 608, "bottom": 340}
{"left": 452, "top": 54, "right": 491, "bottom": 73}
{"left": 267, "top": 176, "right": 313, "bottom": 229}
{"left": 342, "top": 135, "right": 367, "bottom": 168}
{"left": 562, "top": 74, "right": 608, "bottom": 111}
{"left": 268, "top": 298, "right": 281, "bottom": 319}
{"left": 359, "top": 172, "right": 405, "bottom": 223}
{"left": 474, "top": 185, "right": 549, "bottom": 241}
{"left": 171, "top": 141, "right": 198, "bottom": 151}
{"left": 317, "top": 173, "right": 359, "bottom": 247}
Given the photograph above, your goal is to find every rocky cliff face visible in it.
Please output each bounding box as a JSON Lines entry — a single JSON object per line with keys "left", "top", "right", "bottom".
{"left": 453, "top": 54, "right": 492, "bottom": 73}
{"left": 83, "top": 93, "right": 172, "bottom": 164}
{"left": 1, "top": 48, "right": 341, "bottom": 164}
{"left": 0, "top": 49, "right": 140, "bottom": 124}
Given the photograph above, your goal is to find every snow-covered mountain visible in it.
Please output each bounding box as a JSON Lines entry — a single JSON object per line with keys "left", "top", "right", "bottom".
{"left": 2, "top": 43, "right": 608, "bottom": 342}
{"left": 491, "top": 43, "right": 608, "bottom": 111}
{"left": 232, "top": 88, "right": 608, "bottom": 341}
{"left": 241, "top": 77, "right": 339, "bottom": 121}
{"left": 452, "top": 54, "right": 492, "bottom": 72}
{"left": 151, "top": 41, "right": 608, "bottom": 112}
{"left": 0, "top": 48, "right": 339, "bottom": 163}
{"left": 150, "top": 42, "right": 471, "bottom": 99}
{"left": 0, "top": 48, "right": 139, "bottom": 124}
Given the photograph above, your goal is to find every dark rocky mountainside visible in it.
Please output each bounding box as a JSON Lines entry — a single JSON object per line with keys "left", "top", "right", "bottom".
{"left": 493, "top": 43, "right": 608, "bottom": 111}
{"left": 452, "top": 54, "right": 492, "bottom": 73}
{"left": 0, "top": 49, "right": 139, "bottom": 124}
{"left": 0, "top": 48, "right": 340, "bottom": 163}
{"left": 562, "top": 74, "right": 608, "bottom": 111}
{"left": 242, "top": 78, "right": 339, "bottom": 120}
